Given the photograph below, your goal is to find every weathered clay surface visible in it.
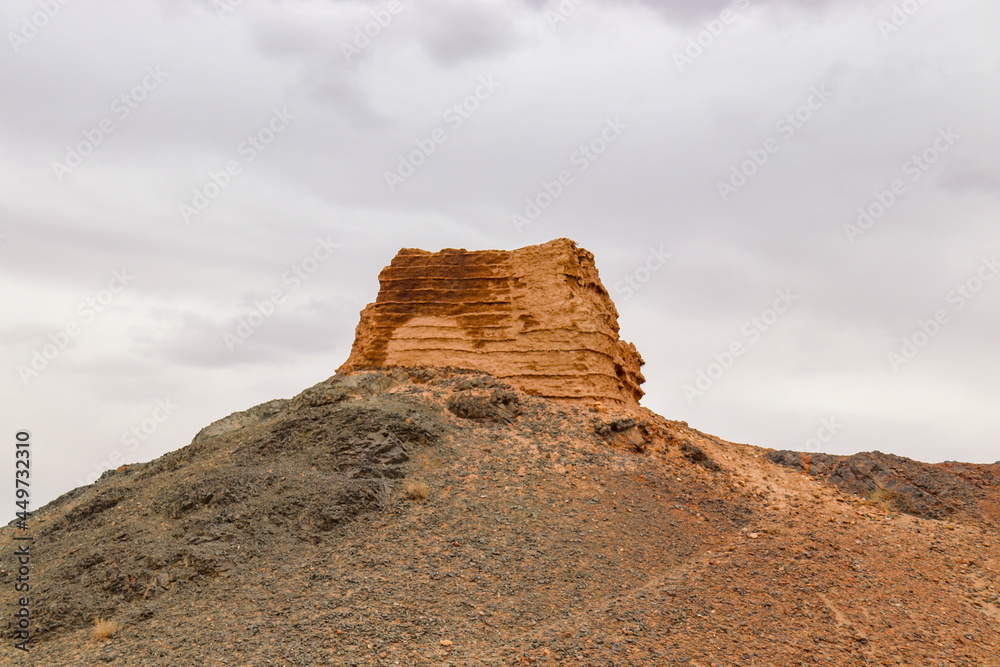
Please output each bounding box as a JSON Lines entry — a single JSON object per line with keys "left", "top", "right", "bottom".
{"left": 338, "top": 238, "right": 645, "bottom": 406}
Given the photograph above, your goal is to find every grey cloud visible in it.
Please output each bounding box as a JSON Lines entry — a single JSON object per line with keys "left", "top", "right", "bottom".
{"left": 414, "top": 1, "right": 523, "bottom": 66}
{"left": 938, "top": 162, "right": 1000, "bottom": 195}
{"left": 521, "top": 0, "right": 870, "bottom": 25}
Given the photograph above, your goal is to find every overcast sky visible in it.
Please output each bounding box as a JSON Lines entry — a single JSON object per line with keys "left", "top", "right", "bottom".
{"left": 2, "top": 0, "right": 997, "bottom": 512}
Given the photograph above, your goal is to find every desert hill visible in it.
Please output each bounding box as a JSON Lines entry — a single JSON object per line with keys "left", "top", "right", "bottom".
{"left": 2, "top": 239, "right": 997, "bottom": 666}
{"left": 2, "top": 368, "right": 998, "bottom": 666}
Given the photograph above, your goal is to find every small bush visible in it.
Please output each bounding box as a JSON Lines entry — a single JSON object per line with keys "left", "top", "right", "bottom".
{"left": 402, "top": 480, "right": 430, "bottom": 501}
{"left": 866, "top": 486, "right": 899, "bottom": 513}
{"left": 92, "top": 617, "right": 119, "bottom": 641}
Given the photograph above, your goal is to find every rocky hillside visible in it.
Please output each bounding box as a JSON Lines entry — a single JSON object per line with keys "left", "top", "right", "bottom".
{"left": 766, "top": 449, "right": 1000, "bottom": 528}
{"left": 2, "top": 367, "right": 998, "bottom": 666}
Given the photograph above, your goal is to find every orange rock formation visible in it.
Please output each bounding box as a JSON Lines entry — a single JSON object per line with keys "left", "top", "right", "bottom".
{"left": 337, "top": 238, "right": 645, "bottom": 406}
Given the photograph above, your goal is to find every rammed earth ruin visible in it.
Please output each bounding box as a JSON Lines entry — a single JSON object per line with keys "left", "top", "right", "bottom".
{"left": 338, "top": 238, "right": 645, "bottom": 407}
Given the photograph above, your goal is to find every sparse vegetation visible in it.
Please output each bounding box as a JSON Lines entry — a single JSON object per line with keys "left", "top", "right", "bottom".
{"left": 866, "top": 486, "right": 899, "bottom": 513}
{"left": 402, "top": 479, "right": 430, "bottom": 501}
{"left": 92, "top": 617, "right": 119, "bottom": 641}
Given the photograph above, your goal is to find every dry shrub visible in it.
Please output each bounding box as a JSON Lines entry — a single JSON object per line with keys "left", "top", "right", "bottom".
{"left": 866, "top": 486, "right": 899, "bottom": 513}
{"left": 403, "top": 479, "right": 430, "bottom": 501}
{"left": 92, "top": 617, "right": 119, "bottom": 640}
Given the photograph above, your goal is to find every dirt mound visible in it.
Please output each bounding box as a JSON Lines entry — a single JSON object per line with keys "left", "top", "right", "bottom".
{"left": 337, "top": 238, "right": 645, "bottom": 407}
{"left": 2, "top": 368, "right": 998, "bottom": 666}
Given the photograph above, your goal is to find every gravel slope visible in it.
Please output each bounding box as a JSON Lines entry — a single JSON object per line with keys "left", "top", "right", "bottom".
{"left": 2, "top": 368, "right": 997, "bottom": 666}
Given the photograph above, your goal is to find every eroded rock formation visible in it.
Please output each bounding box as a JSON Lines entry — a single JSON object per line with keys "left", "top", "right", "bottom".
{"left": 337, "top": 238, "right": 645, "bottom": 406}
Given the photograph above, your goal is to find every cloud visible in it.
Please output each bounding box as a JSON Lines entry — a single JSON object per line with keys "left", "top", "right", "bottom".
{"left": 414, "top": 1, "right": 524, "bottom": 66}
{"left": 938, "top": 160, "right": 1000, "bottom": 196}
{"left": 520, "top": 0, "right": 871, "bottom": 25}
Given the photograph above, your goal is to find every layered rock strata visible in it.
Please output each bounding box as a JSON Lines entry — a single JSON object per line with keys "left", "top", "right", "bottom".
{"left": 337, "top": 238, "right": 645, "bottom": 407}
